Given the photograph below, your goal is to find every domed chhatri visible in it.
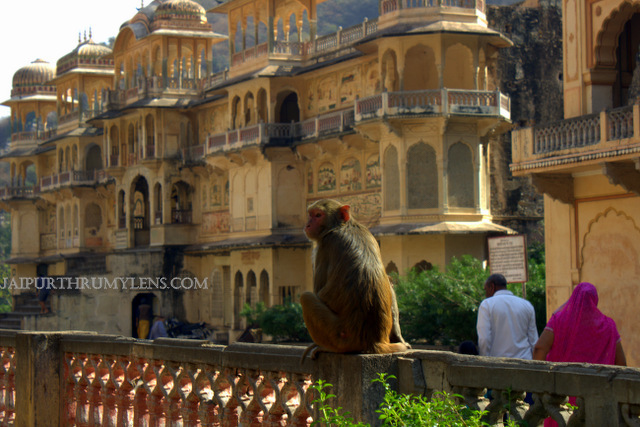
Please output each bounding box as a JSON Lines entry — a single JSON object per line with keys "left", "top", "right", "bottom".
{"left": 152, "top": 0, "right": 211, "bottom": 31}
{"left": 56, "top": 36, "right": 114, "bottom": 76}
{"left": 154, "top": 0, "right": 207, "bottom": 21}
{"left": 11, "top": 59, "right": 56, "bottom": 97}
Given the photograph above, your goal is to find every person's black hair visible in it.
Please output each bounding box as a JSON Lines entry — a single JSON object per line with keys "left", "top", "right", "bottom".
{"left": 486, "top": 273, "right": 507, "bottom": 288}
{"left": 459, "top": 340, "right": 479, "bottom": 355}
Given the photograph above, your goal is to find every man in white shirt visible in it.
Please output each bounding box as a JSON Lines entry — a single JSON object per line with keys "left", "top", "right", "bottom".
{"left": 476, "top": 273, "right": 538, "bottom": 359}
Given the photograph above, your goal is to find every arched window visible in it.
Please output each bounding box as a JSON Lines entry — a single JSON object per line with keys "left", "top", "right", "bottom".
{"left": 447, "top": 142, "right": 474, "bottom": 208}
{"left": 384, "top": 146, "right": 400, "bottom": 210}
{"left": 407, "top": 142, "right": 438, "bottom": 209}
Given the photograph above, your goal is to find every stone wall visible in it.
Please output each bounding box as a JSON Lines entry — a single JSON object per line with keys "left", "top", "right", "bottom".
{"left": 488, "top": 1, "right": 563, "bottom": 242}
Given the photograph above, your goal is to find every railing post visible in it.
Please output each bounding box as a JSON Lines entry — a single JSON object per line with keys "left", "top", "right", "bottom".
{"left": 311, "top": 353, "right": 400, "bottom": 424}
{"left": 15, "top": 332, "right": 62, "bottom": 426}
{"left": 633, "top": 104, "right": 640, "bottom": 139}
{"left": 600, "top": 110, "right": 608, "bottom": 142}
{"left": 381, "top": 92, "right": 389, "bottom": 117}
{"left": 442, "top": 88, "right": 448, "bottom": 115}
{"left": 337, "top": 26, "right": 343, "bottom": 48}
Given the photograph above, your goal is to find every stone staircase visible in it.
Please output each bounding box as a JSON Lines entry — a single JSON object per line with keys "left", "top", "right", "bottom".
{"left": 0, "top": 292, "right": 48, "bottom": 330}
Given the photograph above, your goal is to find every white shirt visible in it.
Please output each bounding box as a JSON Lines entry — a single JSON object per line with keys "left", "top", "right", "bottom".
{"left": 477, "top": 289, "right": 538, "bottom": 359}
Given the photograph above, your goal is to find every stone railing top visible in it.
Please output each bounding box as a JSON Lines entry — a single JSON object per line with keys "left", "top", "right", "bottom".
{"left": 5, "top": 330, "right": 640, "bottom": 426}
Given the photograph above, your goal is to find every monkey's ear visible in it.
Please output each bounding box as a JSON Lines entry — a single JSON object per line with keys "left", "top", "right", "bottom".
{"left": 339, "top": 205, "right": 351, "bottom": 222}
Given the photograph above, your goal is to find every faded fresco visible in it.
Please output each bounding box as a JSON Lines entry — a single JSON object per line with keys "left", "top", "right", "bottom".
{"left": 318, "top": 75, "right": 337, "bottom": 113}
{"left": 307, "top": 167, "right": 314, "bottom": 193}
{"left": 345, "top": 193, "right": 382, "bottom": 226}
{"left": 318, "top": 163, "right": 336, "bottom": 192}
{"left": 364, "top": 61, "right": 381, "bottom": 97}
{"left": 366, "top": 155, "right": 381, "bottom": 188}
{"left": 339, "top": 69, "right": 360, "bottom": 105}
{"left": 340, "top": 158, "right": 362, "bottom": 192}
{"left": 202, "top": 211, "right": 231, "bottom": 234}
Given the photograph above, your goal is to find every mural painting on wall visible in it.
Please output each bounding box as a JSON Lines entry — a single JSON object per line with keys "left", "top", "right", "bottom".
{"left": 202, "top": 211, "right": 230, "bottom": 234}
{"left": 317, "top": 163, "right": 336, "bottom": 192}
{"left": 307, "top": 81, "right": 315, "bottom": 112}
{"left": 365, "top": 61, "right": 381, "bottom": 97}
{"left": 210, "top": 180, "right": 221, "bottom": 208}
{"left": 202, "top": 184, "right": 208, "bottom": 209}
{"left": 46, "top": 210, "right": 56, "bottom": 233}
{"left": 307, "top": 167, "right": 314, "bottom": 193}
{"left": 339, "top": 68, "right": 360, "bottom": 105}
{"left": 366, "top": 155, "right": 381, "bottom": 189}
{"left": 317, "top": 75, "right": 337, "bottom": 113}
{"left": 340, "top": 158, "right": 362, "bottom": 192}
{"left": 341, "top": 193, "right": 382, "bottom": 227}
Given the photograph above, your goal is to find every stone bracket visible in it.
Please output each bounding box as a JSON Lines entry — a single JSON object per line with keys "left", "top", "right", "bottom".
{"left": 602, "top": 160, "right": 640, "bottom": 195}
{"left": 531, "top": 173, "right": 574, "bottom": 204}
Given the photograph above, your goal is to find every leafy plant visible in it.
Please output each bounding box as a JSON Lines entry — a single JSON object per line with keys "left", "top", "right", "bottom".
{"left": 240, "top": 301, "right": 311, "bottom": 342}
{"left": 312, "top": 373, "right": 503, "bottom": 426}
{"left": 311, "top": 379, "right": 368, "bottom": 427}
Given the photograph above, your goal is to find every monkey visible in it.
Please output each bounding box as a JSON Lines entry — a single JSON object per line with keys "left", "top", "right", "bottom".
{"left": 300, "top": 199, "right": 409, "bottom": 360}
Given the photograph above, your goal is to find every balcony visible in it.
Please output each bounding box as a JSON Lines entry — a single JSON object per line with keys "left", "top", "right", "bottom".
{"left": 40, "top": 170, "right": 102, "bottom": 192}
{"left": 9, "top": 129, "right": 57, "bottom": 146}
{"left": 202, "top": 90, "right": 507, "bottom": 160}
{"left": 107, "top": 75, "right": 200, "bottom": 109}
{"left": 381, "top": 0, "right": 485, "bottom": 15}
{"left": 511, "top": 104, "right": 640, "bottom": 174}
{"left": 4, "top": 330, "right": 640, "bottom": 425}
{"left": 203, "top": 19, "right": 378, "bottom": 91}
{"left": 355, "top": 89, "right": 510, "bottom": 121}
{"left": 207, "top": 123, "right": 296, "bottom": 155}
{"left": 0, "top": 185, "right": 39, "bottom": 200}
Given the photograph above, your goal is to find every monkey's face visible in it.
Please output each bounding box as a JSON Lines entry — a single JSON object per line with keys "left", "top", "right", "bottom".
{"left": 304, "top": 207, "right": 325, "bottom": 240}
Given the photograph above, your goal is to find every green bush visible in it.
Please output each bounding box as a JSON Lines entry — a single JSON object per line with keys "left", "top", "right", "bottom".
{"left": 311, "top": 374, "right": 511, "bottom": 426}
{"left": 241, "top": 301, "right": 311, "bottom": 342}
{"left": 395, "top": 248, "right": 547, "bottom": 346}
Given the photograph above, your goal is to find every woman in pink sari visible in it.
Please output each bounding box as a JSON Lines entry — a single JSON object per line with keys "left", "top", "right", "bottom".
{"left": 533, "top": 282, "right": 626, "bottom": 426}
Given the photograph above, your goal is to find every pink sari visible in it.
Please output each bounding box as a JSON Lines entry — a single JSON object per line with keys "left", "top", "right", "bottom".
{"left": 543, "top": 282, "right": 620, "bottom": 426}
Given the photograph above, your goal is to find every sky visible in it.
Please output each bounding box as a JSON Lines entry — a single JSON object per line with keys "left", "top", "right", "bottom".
{"left": 0, "top": 0, "right": 143, "bottom": 119}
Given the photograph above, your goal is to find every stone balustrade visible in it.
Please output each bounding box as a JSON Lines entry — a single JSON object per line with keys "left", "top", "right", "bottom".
{"left": 511, "top": 104, "right": 640, "bottom": 172}
{"left": 356, "top": 89, "right": 510, "bottom": 121}
{"left": 0, "top": 186, "right": 38, "bottom": 200}
{"left": 3, "top": 330, "right": 640, "bottom": 426}
{"left": 40, "top": 170, "right": 101, "bottom": 192}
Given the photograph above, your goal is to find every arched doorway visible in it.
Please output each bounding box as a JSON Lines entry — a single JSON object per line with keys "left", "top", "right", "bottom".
{"left": 276, "top": 91, "right": 300, "bottom": 123}
{"left": 131, "top": 176, "right": 150, "bottom": 246}
{"left": 85, "top": 144, "right": 102, "bottom": 173}
{"left": 131, "top": 293, "right": 156, "bottom": 338}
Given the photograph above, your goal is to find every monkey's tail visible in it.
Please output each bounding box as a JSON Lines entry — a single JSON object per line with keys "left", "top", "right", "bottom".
{"left": 374, "top": 342, "right": 409, "bottom": 354}
{"left": 300, "top": 343, "right": 318, "bottom": 364}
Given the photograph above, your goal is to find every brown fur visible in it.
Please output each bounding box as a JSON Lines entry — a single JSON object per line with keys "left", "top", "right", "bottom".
{"left": 300, "top": 199, "right": 409, "bottom": 358}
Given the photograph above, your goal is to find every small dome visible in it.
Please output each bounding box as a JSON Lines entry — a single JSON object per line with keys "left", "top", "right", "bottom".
{"left": 76, "top": 40, "right": 113, "bottom": 58}
{"left": 12, "top": 59, "right": 56, "bottom": 89}
{"left": 154, "top": 0, "right": 207, "bottom": 23}
{"left": 57, "top": 38, "right": 113, "bottom": 75}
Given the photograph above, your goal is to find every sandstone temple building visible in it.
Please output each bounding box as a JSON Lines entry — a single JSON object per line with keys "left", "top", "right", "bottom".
{"left": 2, "top": 0, "right": 513, "bottom": 340}
{"left": 511, "top": 0, "right": 640, "bottom": 365}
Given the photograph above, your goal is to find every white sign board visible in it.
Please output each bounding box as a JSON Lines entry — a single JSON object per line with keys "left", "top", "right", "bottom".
{"left": 488, "top": 235, "right": 528, "bottom": 283}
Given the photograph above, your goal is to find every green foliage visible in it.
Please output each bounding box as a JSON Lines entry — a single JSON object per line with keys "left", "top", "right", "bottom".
{"left": 240, "top": 302, "right": 266, "bottom": 327}
{"left": 395, "top": 255, "right": 487, "bottom": 345}
{"left": 395, "top": 248, "right": 547, "bottom": 346}
{"left": 311, "top": 379, "right": 368, "bottom": 427}
{"left": 240, "top": 301, "right": 311, "bottom": 342}
{"left": 312, "top": 374, "right": 504, "bottom": 426}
